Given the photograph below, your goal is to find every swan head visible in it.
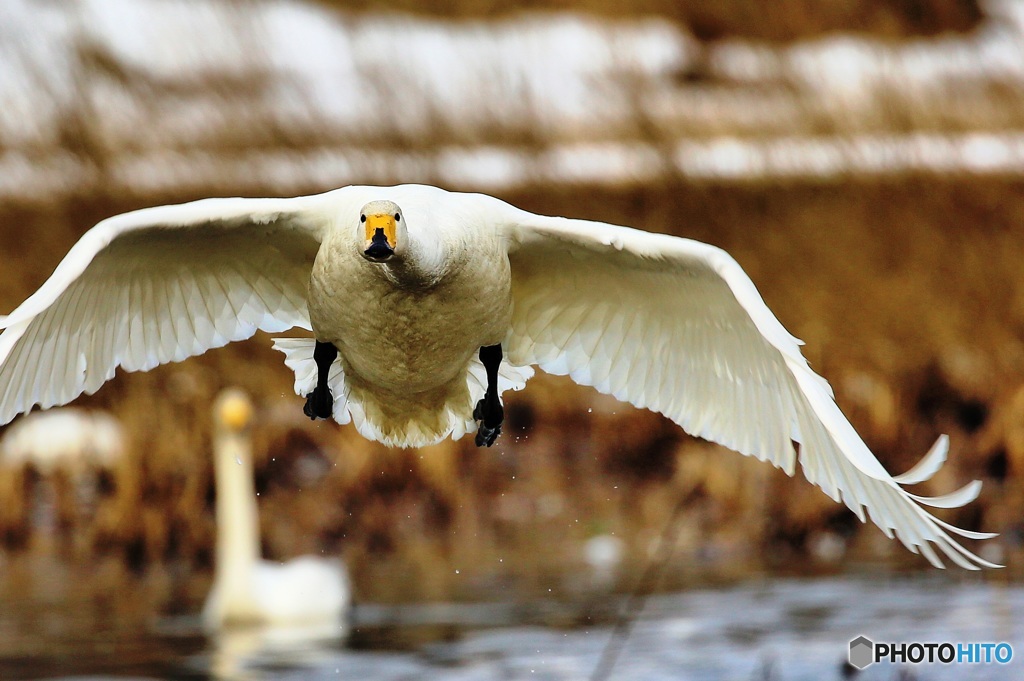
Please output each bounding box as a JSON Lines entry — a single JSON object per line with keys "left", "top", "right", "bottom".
{"left": 359, "top": 200, "right": 407, "bottom": 263}
{"left": 213, "top": 388, "right": 253, "bottom": 434}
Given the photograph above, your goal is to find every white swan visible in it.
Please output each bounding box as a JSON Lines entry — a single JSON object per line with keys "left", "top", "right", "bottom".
{"left": 0, "top": 407, "right": 124, "bottom": 475}
{"left": 0, "top": 183, "right": 996, "bottom": 569}
{"left": 202, "top": 388, "right": 349, "bottom": 630}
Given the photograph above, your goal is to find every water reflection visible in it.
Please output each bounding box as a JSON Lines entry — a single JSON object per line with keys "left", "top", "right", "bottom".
{"left": 2, "top": 571, "right": 1020, "bottom": 680}
{"left": 206, "top": 623, "right": 347, "bottom": 680}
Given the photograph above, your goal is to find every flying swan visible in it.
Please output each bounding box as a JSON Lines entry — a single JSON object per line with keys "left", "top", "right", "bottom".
{"left": 0, "top": 183, "right": 996, "bottom": 569}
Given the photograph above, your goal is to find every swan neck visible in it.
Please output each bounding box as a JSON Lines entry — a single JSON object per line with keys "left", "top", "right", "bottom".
{"left": 383, "top": 231, "right": 449, "bottom": 288}
{"left": 213, "top": 431, "right": 260, "bottom": 586}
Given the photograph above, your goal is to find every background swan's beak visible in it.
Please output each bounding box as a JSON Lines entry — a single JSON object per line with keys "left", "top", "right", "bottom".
{"left": 364, "top": 213, "right": 397, "bottom": 260}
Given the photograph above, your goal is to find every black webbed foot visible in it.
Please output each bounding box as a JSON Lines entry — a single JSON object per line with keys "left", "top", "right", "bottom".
{"left": 474, "top": 344, "right": 505, "bottom": 447}
{"left": 305, "top": 340, "right": 339, "bottom": 421}
{"left": 474, "top": 394, "right": 504, "bottom": 447}
{"left": 475, "top": 421, "right": 502, "bottom": 447}
{"left": 304, "top": 386, "right": 334, "bottom": 420}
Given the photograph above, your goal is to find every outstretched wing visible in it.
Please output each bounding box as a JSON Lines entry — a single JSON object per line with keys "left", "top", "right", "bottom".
{"left": 0, "top": 189, "right": 353, "bottom": 425}
{"left": 496, "top": 202, "right": 995, "bottom": 569}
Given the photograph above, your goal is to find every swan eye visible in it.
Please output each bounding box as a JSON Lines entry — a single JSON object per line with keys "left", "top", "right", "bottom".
{"left": 395, "top": 213, "right": 401, "bottom": 221}
{"left": 360, "top": 214, "right": 366, "bottom": 223}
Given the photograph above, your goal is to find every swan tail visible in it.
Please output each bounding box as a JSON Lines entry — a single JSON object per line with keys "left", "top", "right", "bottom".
{"left": 272, "top": 338, "right": 535, "bottom": 447}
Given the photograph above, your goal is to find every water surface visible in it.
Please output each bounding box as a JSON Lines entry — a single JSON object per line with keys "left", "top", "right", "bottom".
{"left": 2, "top": 570, "right": 1020, "bottom": 680}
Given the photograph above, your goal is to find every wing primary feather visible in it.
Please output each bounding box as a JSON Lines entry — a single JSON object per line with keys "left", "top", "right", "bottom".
{"left": 907, "top": 480, "right": 982, "bottom": 509}
{"left": 805, "top": 410, "right": 841, "bottom": 502}
{"left": 832, "top": 441, "right": 872, "bottom": 523}
{"left": 4, "top": 325, "right": 33, "bottom": 417}
{"left": 125, "top": 275, "right": 145, "bottom": 372}
{"left": 936, "top": 530, "right": 1000, "bottom": 565}
{"left": 916, "top": 541, "right": 945, "bottom": 569}
{"left": 21, "top": 311, "right": 54, "bottom": 412}
{"left": 23, "top": 307, "right": 54, "bottom": 410}
{"left": 188, "top": 277, "right": 213, "bottom": 349}
{"left": 141, "top": 271, "right": 161, "bottom": 371}
{"left": 173, "top": 274, "right": 201, "bottom": 360}
{"left": 85, "top": 280, "right": 117, "bottom": 395}
{"left": 76, "top": 274, "right": 108, "bottom": 385}
{"left": 50, "top": 282, "right": 88, "bottom": 406}
{"left": 929, "top": 515, "right": 999, "bottom": 541}
{"left": 157, "top": 278, "right": 179, "bottom": 363}
{"left": 205, "top": 274, "right": 238, "bottom": 343}
{"left": 629, "top": 313, "right": 659, "bottom": 409}
{"left": 892, "top": 435, "right": 949, "bottom": 485}
{"left": 181, "top": 275, "right": 208, "bottom": 356}
{"left": 112, "top": 284, "right": 130, "bottom": 365}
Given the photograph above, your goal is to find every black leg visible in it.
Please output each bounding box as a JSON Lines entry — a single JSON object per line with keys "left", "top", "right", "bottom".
{"left": 303, "top": 340, "right": 338, "bottom": 420}
{"left": 474, "top": 344, "right": 504, "bottom": 447}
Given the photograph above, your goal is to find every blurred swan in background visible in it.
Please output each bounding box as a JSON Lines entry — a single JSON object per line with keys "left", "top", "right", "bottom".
{"left": 0, "top": 408, "right": 124, "bottom": 475}
{"left": 0, "top": 407, "right": 124, "bottom": 540}
{"left": 202, "top": 388, "right": 350, "bottom": 632}
{"left": 0, "top": 183, "right": 997, "bottom": 570}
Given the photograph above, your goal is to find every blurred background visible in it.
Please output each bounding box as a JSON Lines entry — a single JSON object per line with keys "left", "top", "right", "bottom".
{"left": 1, "top": 0, "right": 1024, "bottom": 679}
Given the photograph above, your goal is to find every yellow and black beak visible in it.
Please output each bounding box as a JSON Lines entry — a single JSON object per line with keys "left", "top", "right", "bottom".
{"left": 363, "top": 213, "right": 397, "bottom": 261}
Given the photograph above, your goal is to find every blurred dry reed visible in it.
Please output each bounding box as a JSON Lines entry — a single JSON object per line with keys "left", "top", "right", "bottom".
{"left": 316, "top": 0, "right": 983, "bottom": 41}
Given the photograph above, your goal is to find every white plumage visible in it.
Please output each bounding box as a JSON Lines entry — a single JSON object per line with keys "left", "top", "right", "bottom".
{"left": 202, "top": 388, "right": 349, "bottom": 630}
{"left": 0, "top": 183, "right": 997, "bottom": 569}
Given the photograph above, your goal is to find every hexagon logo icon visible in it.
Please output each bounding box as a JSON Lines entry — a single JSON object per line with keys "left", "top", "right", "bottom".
{"left": 849, "top": 635, "right": 875, "bottom": 670}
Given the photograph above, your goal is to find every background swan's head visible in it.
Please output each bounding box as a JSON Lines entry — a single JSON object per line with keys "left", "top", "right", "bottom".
{"left": 358, "top": 200, "right": 406, "bottom": 263}
{"left": 213, "top": 388, "right": 253, "bottom": 436}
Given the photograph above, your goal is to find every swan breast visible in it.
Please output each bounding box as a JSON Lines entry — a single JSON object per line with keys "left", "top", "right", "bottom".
{"left": 308, "top": 228, "right": 512, "bottom": 394}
